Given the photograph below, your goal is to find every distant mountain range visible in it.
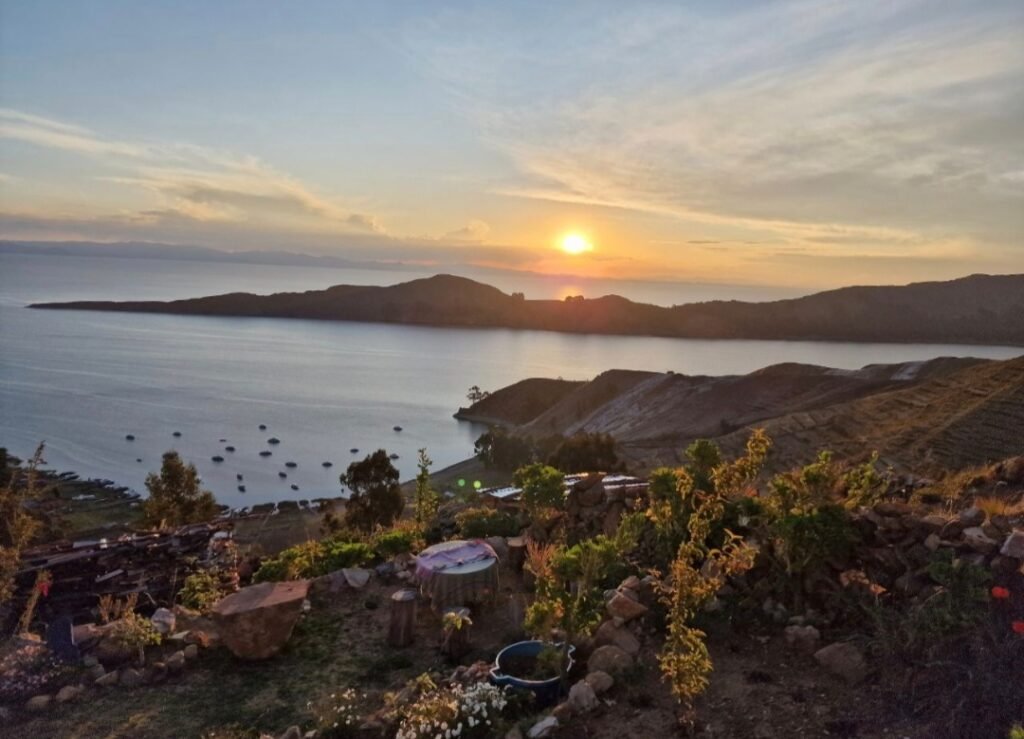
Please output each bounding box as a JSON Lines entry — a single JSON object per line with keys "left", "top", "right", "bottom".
{"left": 458, "top": 355, "right": 1024, "bottom": 474}
{"left": 30, "top": 272, "right": 1024, "bottom": 346}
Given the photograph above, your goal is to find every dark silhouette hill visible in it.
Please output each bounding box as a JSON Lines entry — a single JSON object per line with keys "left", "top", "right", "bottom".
{"left": 31, "top": 272, "right": 1024, "bottom": 346}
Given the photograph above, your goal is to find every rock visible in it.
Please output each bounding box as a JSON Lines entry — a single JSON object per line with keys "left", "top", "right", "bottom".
{"left": 585, "top": 670, "right": 614, "bottom": 694}
{"left": 25, "top": 695, "right": 51, "bottom": 712}
{"left": 602, "top": 502, "right": 625, "bottom": 537}
{"left": 587, "top": 644, "right": 633, "bottom": 675}
{"left": 924, "top": 533, "right": 942, "bottom": 551}
{"left": 528, "top": 716, "right": 559, "bottom": 738}
{"left": 895, "top": 572, "right": 924, "bottom": 597}
{"left": 814, "top": 642, "right": 867, "bottom": 684}
{"left": 1000, "top": 530, "right": 1024, "bottom": 560}
{"left": 568, "top": 680, "right": 599, "bottom": 713}
{"left": 82, "top": 654, "right": 99, "bottom": 668}
{"left": 184, "top": 644, "right": 199, "bottom": 660}
{"left": 95, "top": 669, "right": 120, "bottom": 686}
{"left": 940, "top": 519, "right": 965, "bottom": 540}
{"left": 594, "top": 620, "right": 641, "bottom": 656}
{"left": 505, "top": 727, "right": 525, "bottom": 739}
{"left": 783, "top": 624, "right": 820, "bottom": 655}
{"left": 962, "top": 526, "right": 999, "bottom": 554}
{"left": 148, "top": 662, "right": 168, "bottom": 684}
{"left": 958, "top": 506, "right": 985, "bottom": 528}
{"left": 166, "top": 650, "right": 186, "bottom": 672}
{"left": 342, "top": 568, "right": 371, "bottom": 589}
{"left": 578, "top": 485, "right": 605, "bottom": 507}
{"left": 151, "top": 607, "right": 176, "bottom": 635}
{"left": 211, "top": 580, "right": 310, "bottom": 660}
{"left": 120, "top": 667, "right": 144, "bottom": 688}
{"left": 88, "top": 663, "right": 106, "bottom": 680}
{"left": 278, "top": 727, "right": 302, "bottom": 739}
{"left": 606, "top": 591, "right": 648, "bottom": 622}
{"left": 874, "top": 501, "right": 913, "bottom": 517}
{"left": 551, "top": 701, "right": 574, "bottom": 723}
{"left": 93, "top": 631, "right": 136, "bottom": 665}
{"left": 620, "top": 575, "right": 640, "bottom": 591}
{"left": 919, "top": 515, "right": 948, "bottom": 533}
{"left": 56, "top": 684, "right": 84, "bottom": 703}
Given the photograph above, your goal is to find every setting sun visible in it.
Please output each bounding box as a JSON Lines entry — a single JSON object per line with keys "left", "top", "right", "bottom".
{"left": 560, "top": 233, "right": 593, "bottom": 255}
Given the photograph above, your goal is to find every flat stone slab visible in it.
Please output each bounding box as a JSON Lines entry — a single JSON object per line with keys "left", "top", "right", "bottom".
{"left": 212, "top": 580, "right": 310, "bottom": 660}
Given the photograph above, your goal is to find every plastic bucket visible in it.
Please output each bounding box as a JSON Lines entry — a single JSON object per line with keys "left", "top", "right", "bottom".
{"left": 489, "top": 640, "right": 575, "bottom": 706}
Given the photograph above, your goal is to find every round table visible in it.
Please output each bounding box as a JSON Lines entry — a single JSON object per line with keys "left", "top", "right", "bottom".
{"left": 415, "top": 539, "right": 499, "bottom": 610}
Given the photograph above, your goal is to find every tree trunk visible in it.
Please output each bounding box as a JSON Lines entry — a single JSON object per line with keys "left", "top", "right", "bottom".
{"left": 388, "top": 588, "right": 417, "bottom": 647}
{"left": 440, "top": 606, "right": 471, "bottom": 662}
{"left": 508, "top": 536, "right": 527, "bottom": 573}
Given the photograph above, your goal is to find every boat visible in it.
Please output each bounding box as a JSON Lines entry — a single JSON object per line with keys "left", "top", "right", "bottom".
{"left": 285, "top": 461, "right": 297, "bottom": 468}
{"left": 259, "top": 450, "right": 272, "bottom": 457}
{"left": 390, "top": 453, "right": 400, "bottom": 460}
{"left": 125, "top": 434, "right": 135, "bottom": 441}
{"left": 322, "top": 461, "right": 333, "bottom": 468}
{"left": 259, "top": 424, "right": 267, "bottom": 430}
{"left": 278, "top": 471, "right": 287, "bottom": 479}
{"left": 350, "top": 448, "right": 359, "bottom": 454}
{"left": 211, "top": 455, "right": 224, "bottom": 463}
{"left": 267, "top": 437, "right": 281, "bottom": 445}
{"left": 290, "top": 484, "right": 299, "bottom": 491}
{"left": 393, "top": 425, "right": 403, "bottom": 432}
{"left": 225, "top": 445, "right": 236, "bottom": 452}
{"left": 236, "top": 474, "right": 243, "bottom": 481}
{"left": 237, "top": 485, "right": 246, "bottom": 493}
{"left": 172, "top": 431, "right": 182, "bottom": 437}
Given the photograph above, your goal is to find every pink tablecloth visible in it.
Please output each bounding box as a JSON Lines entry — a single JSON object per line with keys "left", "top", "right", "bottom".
{"left": 415, "top": 539, "right": 498, "bottom": 609}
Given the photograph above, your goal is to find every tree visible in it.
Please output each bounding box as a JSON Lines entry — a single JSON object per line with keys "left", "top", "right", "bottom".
{"left": 413, "top": 448, "right": 440, "bottom": 526}
{"left": 546, "top": 432, "right": 623, "bottom": 473}
{"left": 142, "top": 451, "right": 219, "bottom": 528}
{"left": 341, "top": 449, "right": 403, "bottom": 532}
{"left": 466, "top": 385, "right": 490, "bottom": 404}
{"left": 685, "top": 439, "right": 722, "bottom": 493}
{"left": 475, "top": 428, "right": 533, "bottom": 470}
{"left": 513, "top": 463, "right": 566, "bottom": 517}
{"left": 1, "top": 443, "right": 45, "bottom": 606}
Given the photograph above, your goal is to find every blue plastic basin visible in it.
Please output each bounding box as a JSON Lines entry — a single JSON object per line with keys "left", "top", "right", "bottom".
{"left": 489, "top": 640, "right": 575, "bottom": 706}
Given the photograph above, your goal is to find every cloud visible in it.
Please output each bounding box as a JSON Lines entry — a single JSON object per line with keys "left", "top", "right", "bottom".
{"left": 405, "top": 0, "right": 1024, "bottom": 262}
{"left": 0, "top": 109, "right": 384, "bottom": 234}
{"left": 443, "top": 219, "right": 491, "bottom": 242}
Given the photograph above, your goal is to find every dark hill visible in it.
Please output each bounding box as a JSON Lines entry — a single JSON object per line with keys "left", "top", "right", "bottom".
{"left": 31, "top": 272, "right": 1024, "bottom": 346}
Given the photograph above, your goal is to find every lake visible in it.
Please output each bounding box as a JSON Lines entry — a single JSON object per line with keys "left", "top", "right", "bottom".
{"left": 1, "top": 252, "right": 1020, "bottom": 507}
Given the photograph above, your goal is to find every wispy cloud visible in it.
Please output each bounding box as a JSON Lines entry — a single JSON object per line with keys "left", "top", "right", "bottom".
{"left": 404, "top": 0, "right": 1024, "bottom": 262}
{"left": 0, "top": 109, "right": 383, "bottom": 234}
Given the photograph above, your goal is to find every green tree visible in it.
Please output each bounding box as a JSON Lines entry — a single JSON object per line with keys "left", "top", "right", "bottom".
{"left": 142, "top": 451, "right": 219, "bottom": 528}
{"left": 466, "top": 385, "right": 490, "bottom": 404}
{"left": 413, "top": 448, "right": 440, "bottom": 526}
{"left": 685, "top": 439, "right": 722, "bottom": 493}
{"left": 546, "top": 432, "right": 623, "bottom": 473}
{"left": 514, "top": 463, "right": 565, "bottom": 516}
{"left": 474, "top": 428, "right": 534, "bottom": 470}
{"left": 341, "top": 449, "right": 403, "bottom": 532}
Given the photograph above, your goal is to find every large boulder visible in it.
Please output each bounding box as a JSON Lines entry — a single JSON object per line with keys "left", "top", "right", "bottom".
{"left": 568, "top": 679, "right": 599, "bottom": 713}
{"left": 212, "top": 580, "right": 310, "bottom": 660}
{"left": 594, "top": 620, "right": 640, "bottom": 656}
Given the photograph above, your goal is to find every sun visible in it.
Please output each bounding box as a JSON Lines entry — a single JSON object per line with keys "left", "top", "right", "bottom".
{"left": 560, "top": 232, "right": 593, "bottom": 255}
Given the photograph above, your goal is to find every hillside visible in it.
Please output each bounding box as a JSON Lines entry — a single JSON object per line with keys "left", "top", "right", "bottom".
{"left": 453, "top": 378, "right": 584, "bottom": 425}
{"left": 31, "top": 272, "right": 1024, "bottom": 346}
{"left": 460, "top": 355, "right": 1024, "bottom": 474}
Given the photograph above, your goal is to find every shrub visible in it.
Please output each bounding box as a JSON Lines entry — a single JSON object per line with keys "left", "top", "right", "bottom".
{"left": 1, "top": 443, "right": 45, "bottom": 605}
{"left": 254, "top": 538, "right": 372, "bottom": 582}
{"left": 373, "top": 524, "right": 423, "bottom": 559}
{"left": 545, "top": 432, "right": 623, "bottom": 474}
{"left": 475, "top": 428, "right": 534, "bottom": 471}
{"left": 456, "top": 507, "right": 521, "bottom": 538}
{"left": 179, "top": 569, "right": 223, "bottom": 613}
{"left": 513, "top": 463, "right": 565, "bottom": 515}
{"left": 413, "top": 448, "right": 440, "bottom": 526}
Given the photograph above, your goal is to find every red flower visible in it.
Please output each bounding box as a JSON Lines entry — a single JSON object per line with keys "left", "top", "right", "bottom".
{"left": 991, "top": 586, "right": 1011, "bottom": 600}
{"left": 1012, "top": 621, "right": 1024, "bottom": 635}
{"left": 36, "top": 581, "right": 50, "bottom": 597}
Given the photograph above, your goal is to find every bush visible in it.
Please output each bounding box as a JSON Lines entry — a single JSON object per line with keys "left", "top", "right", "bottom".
{"left": 513, "top": 463, "right": 565, "bottom": 514}
{"left": 254, "top": 538, "right": 372, "bottom": 582}
{"left": 373, "top": 524, "right": 423, "bottom": 559}
{"left": 179, "top": 570, "right": 222, "bottom": 613}
{"left": 545, "top": 432, "right": 623, "bottom": 473}
{"left": 456, "top": 507, "right": 521, "bottom": 538}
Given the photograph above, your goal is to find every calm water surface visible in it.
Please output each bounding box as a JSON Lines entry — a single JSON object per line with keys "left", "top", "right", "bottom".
{"left": 2, "top": 253, "right": 1020, "bottom": 507}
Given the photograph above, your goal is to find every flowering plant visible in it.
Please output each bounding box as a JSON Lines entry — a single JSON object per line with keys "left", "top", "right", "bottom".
{"left": 0, "top": 642, "right": 76, "bottom": 702}
{"left": 308, "top": 686, "right": 364, "bottom": 738}
{"left": 394, "top": 678, "right": 510, "bottom": 739}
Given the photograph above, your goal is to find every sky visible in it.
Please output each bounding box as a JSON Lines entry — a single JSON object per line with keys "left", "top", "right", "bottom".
{"left": 0, "top": 0, "right": 1022, "bottom": 289}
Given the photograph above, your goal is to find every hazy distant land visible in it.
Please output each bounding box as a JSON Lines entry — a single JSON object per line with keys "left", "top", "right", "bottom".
{"left": 31, "top": 272, "right": 1024, "bottom": 346}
